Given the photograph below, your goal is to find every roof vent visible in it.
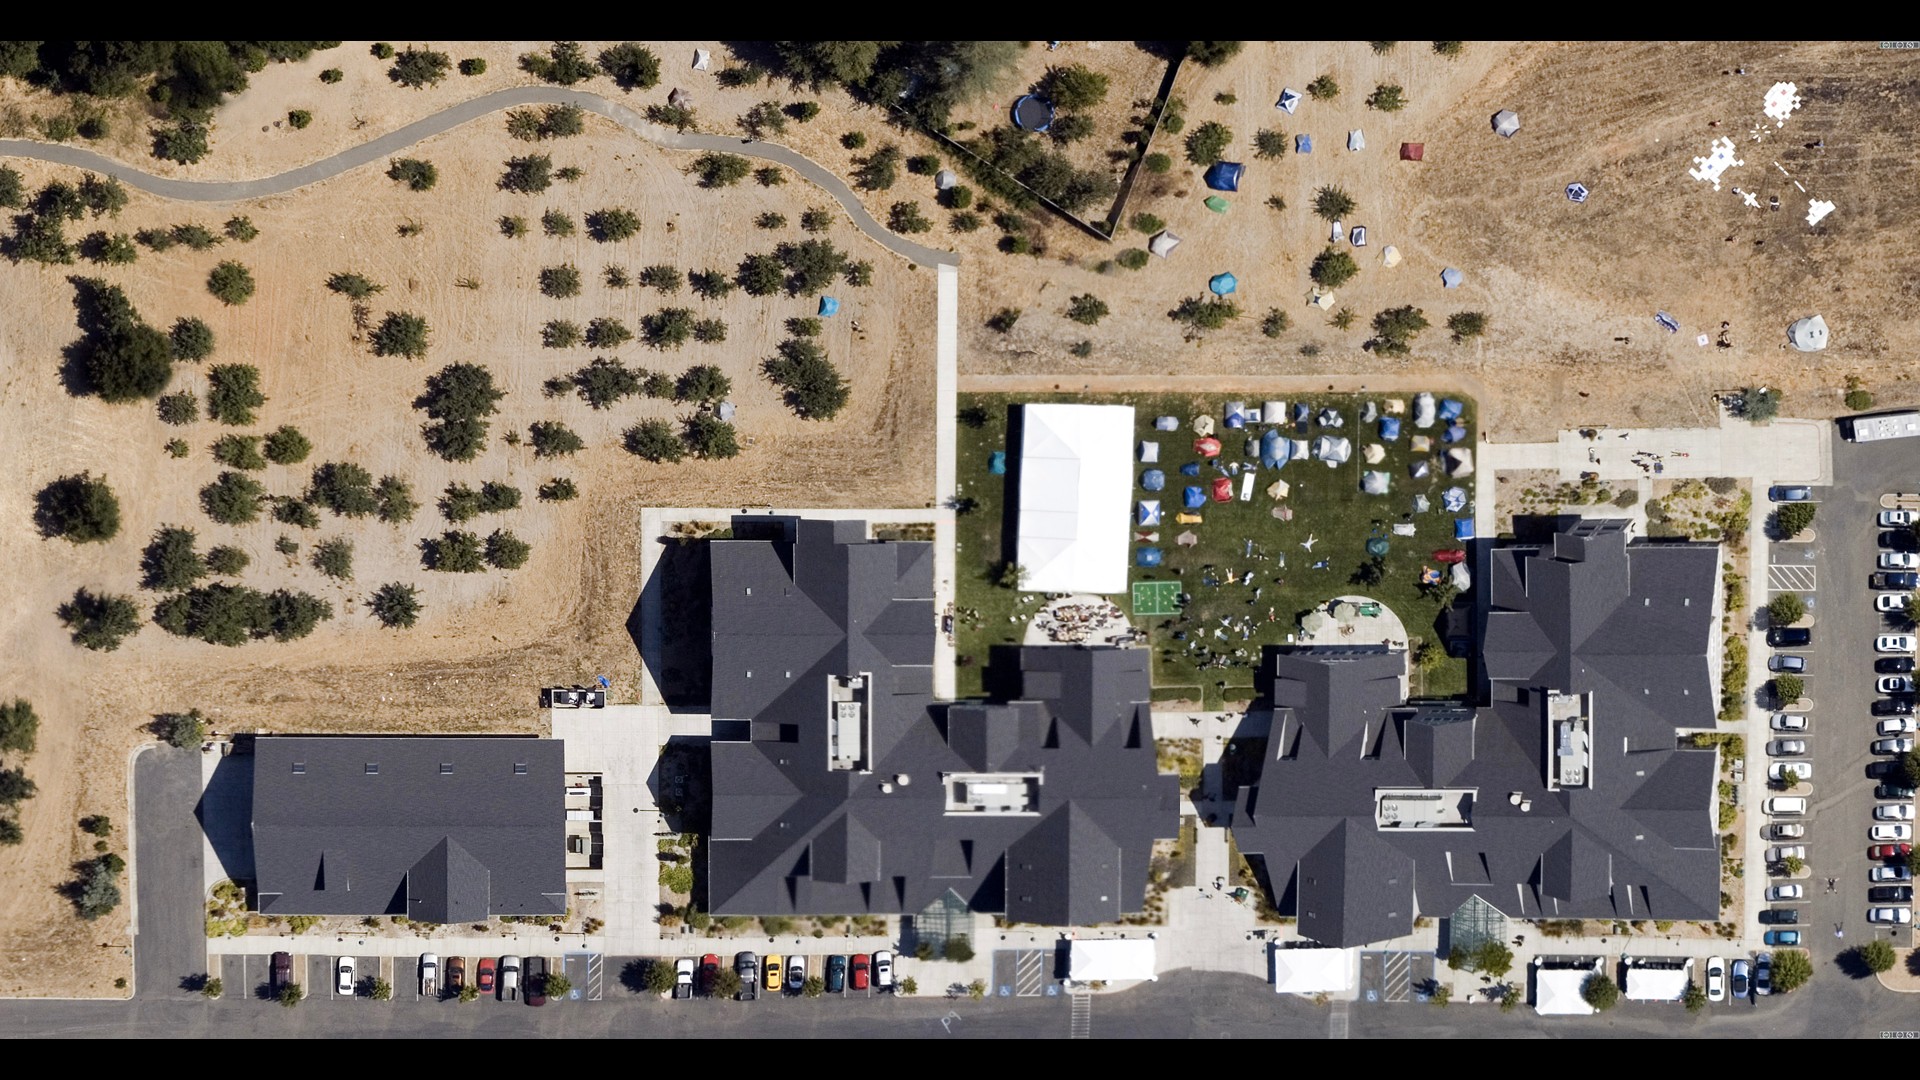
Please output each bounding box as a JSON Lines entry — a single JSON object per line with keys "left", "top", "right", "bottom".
{"left": 291, "top": 762, "right": 306, "bottom": 774}
{"left": 895, "top": 773, "right": 911, "bottom": 786}
{"left": 513, "top": 762, "right": 528, "bottom": 775}
{"left": 880, "top": 782, "right": 894, "bottom": 794}
{"left": 365, "top": 763, "right": 379, "bottom": 775}
{"left": 1520, "top": 800, "right": 1531, "bottom": 812}
{"left": 440, "top": 762, "right": 454, "bottom": 774}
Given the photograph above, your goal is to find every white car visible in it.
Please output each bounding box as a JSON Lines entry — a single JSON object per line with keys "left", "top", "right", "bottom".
{"left": 419, "top": 953, "right": 438, "bottom": 998}
{"left": 1770, "top": 713, "right": 1808, "bottom": 732}
{"left": 1883, "top": 552, "right": 1920, "bottom": 571}
{"left": 1769, "top": 822, "right": 1805, "bottom": 839}
{"left": 1769, "top": 762, "right": 1812, "bottom": 783}
{"left": 873, "top": 948, "right": 894, "bottom": 989}
{"left": 1879, "top": 634, "right": 1918, "bottom": 654}
{"left": 1876, "top": 804, "right": 1917, "bottom": 822}
{"left": 1872, "top": 865, "right": 1913, "bottom": 883}
{"left": 1879, "top": 717, "right": 1916, "bottom": 736}
{"left": 1706, "top": 956, "right": 1726, "bottom": 1003}
{"left": 1869, "top": 907, "right": 1913, "bottom": 925}
{"left": 1875, "top": 736, "right": 1916, "bottom": 755}
{"left": 1883, "top": 510, "right": 1919, "bottom": 528}
{"left": 336, "top": 956, "right": 356, "bottom": 996}
{"left": 1878, "top": 593, "right": 1913, "bottom": 613}
{"left": 1871, "top": 823, "right": 1914, "bottom": 842}
{"left": 1766, "top": 884, "right": 1804, "bottom": 900}
{"left": 1769, "top": 844, "right": 1806, "bottom": 863}
{"left": 1769, "top": 739, "right": 1807, "bottom": 756}
{"left": 1881, "top": 675, "right": 1917, "bottom": 694}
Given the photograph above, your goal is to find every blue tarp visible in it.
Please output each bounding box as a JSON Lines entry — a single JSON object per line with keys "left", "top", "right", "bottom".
{"left": 1180, "top": 462, "right": 1201, "bottom": 476}
{"left": 1293, "top": 402, "right": 1310, "bottom": 425}
{"left": 1442, "top": 487, "right": 1468, "bottom": 512}
{"left": 1438, "top": 399, "right": 1465, "bottom": 421}
{"left": 1444, "top": 423, "right": 1468, "bottom": 443}
{"left": 1136, "top": 547, "right": 1164, "bottom": 567}
{"left": 1455, "top": 519, "right": 1477, "bottom": 540}
{"left": 1204, "top": 161, "right": 1244, "bottom": 192}
{"left": 988, "top": 451, "right": 1006, "bottom": 475}
{"left": 1141, "top": 468, "right": 1166, "bottom": 491}
{"left": 1260, "top": 429, "right": 1291, "bottom": 468}
{"left": 1441, "top": 267, "right": 1463, "bottom": 289}
{"left": 1155, "top": 415, "right": 1179, "bottom": 431}
{"left": 1138, "top": 500, "right": 1162, "bottom": 526}
{"left": 1210, "top": 272, "right": 1238, "bottom": 296}
{"left": 1296, "top": 134, "right": 1312, "bottom": 153}
{"left": 818, "top": 296, "right": 840, "bottom": 317}
{"left": 1379, "top": 417, "right": 1402, "bottom": 441}
{"left": 1183, "top": 486, "right": 1207, "bottom": 509}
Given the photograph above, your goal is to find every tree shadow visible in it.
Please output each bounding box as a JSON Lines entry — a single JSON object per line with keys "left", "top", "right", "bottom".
{"left": 1834, "top": 946, "right": 1876, "bottom": 979}
{"left": 179, "top": 972, "right": 210, "bottom": 992}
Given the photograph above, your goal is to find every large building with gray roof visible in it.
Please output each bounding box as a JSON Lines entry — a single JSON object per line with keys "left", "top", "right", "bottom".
{"left": 706, "top": 517, "right": 1180, "bottom": 922}
{"left": 1230, "top": 519, "right": 1723, "bottom": 947}
{"left": 251, "top": 736, "right": 567, "bottom": 923}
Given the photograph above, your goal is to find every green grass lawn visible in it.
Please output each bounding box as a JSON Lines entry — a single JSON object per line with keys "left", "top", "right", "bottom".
{"left": 955, "top": 392, "right": 1474, "bottom": 706}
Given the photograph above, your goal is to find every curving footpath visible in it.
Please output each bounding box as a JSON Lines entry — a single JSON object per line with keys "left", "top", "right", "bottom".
{"left": 0, "top": 86, "right": 958, "bottom": 268}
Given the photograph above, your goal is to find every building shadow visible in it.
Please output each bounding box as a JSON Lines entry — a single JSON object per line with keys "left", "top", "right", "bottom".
{"left": 632, "top": 533, "right": 713, "bottom": 708}
{"left": 194, "top": 744, "right": 256, "bottom": 886}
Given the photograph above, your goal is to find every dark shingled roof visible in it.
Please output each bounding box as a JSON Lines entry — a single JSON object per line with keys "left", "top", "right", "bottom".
{"left": 251, "top": 737, "right": 566, "bottom": 921}
{"left": 707, "top": 517, "right": 1180, "bottom": 922}
{"left": 1231, "top": 519, "right": 1722, "bottom": 947}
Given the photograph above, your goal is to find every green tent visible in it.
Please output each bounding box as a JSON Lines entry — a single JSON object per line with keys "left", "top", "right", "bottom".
{"left": 1204, "top": 195, "right": 1229, "bottom": 213}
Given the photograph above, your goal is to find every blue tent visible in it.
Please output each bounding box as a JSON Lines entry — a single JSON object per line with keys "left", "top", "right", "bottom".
{"left": 1204, "top": 161, "right": 1244, "bottom": 192}
{"left": 1210, "top": 272, "right": 1238, "bottom": 296}
{"left": 1454, "top": 518, "right": 1477, "bottom": 540}
{"left": 1378, "top": 417, "right": 1402, "bottom": 441}
{"left": 1444, "top": 422, "right": 1468, "bottom": 444}
{"left": 1141, "top": 468, "right": 1166, "bottom": 491}
{"left": 1013, "top": 94, "right": 1054, "bottom": 132}
{"left": 1438, "top": 399, "right": 1465, "bottom": 421}
{"left": 1183, "top": 485, "right": 1207, "bottom": 509}
{"left": 818, "top": 296, "right": 840, "bottom": 317}
{"left": 1441, "top": 267, "right": 1463, "bottom": 289}
{"left": 1136, "top": 547, "right": 1164, "bottom": 567}
{"left": 1295, "top": 134, "right": 1312, "bottom": 153}
{"left": 988, "top": 451, "right": 1006, "bottom": 475}
{"left": 1260, "top": 428, "right": 1292, "bottom": 468}
{"left": 1179, "top": 462, "right": 1201, "bottom": 477}
{"left": 1137, "top": 500, "right": 1162, "bottom": 526}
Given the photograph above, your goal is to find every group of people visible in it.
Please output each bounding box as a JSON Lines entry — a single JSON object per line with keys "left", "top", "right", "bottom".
{"left": 1033, "top": 601, "right": 1130, "bottom": 645}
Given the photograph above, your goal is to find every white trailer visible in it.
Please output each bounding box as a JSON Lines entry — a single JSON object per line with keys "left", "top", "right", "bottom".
{"left": 1845, "top": 412, "right": 1920, "bottom": 443}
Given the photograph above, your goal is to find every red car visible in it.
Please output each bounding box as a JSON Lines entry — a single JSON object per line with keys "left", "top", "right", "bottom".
{"left": 1871, "top": 843, "right": 1913, "bottom": 860}
{"left": 699, "top": 954, "right": 720, "bottom": 996}
{"left": 477, "top": 957, "right": 497, "bottom": 994}
{"left": 850, "top": 954, "right": 870, "bottom": 991}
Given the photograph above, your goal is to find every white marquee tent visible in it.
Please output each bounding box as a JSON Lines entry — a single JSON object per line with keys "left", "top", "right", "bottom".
{"left": 1149, "top": 230, "right": 1182, "bottom": 258}
{"left": 1271, "top": 947, "right": 1355, "bottom": 994}
{"left": 1017, "top": 403, "right": 1136, "bottom": 594}
{"left": 1788, "top": 314, "right": 1828, "bottom": 352}
{"left": 1068, "top": 939, "right": 1158, "bottom": 982}
{"left": 1624, "top": 961, "right": 1692, "bottom": 1002}
{"left": 1534, "top": 966, "right": 1598, "bottom": 1016}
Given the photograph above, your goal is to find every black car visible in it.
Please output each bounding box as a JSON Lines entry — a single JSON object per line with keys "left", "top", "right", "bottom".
{"left": 1767, "top": 627, "right": 1812, "bottom": 648}
{"left": 1873, "top": 571, "right": 1920, "bottom": 591}
{"left": 1878, "top": 657, "right": 1918, "bottom": 675}
{"left": 270, "top": 951, "right": 292, "bottom": 997}
{"left": 825, "top": 954, "right": 848, "bottom": 993}
{"left": 525, "top": 957, "right": 548, "bottom": 1007}
{"left": 1883, "top": 530, "right": 1920, "bottom": 552}
{"left": 1869, "top": 885, "right": 1915, "bottom": 903}
{"left": 1877, "top": 783, "right": 1918, "bottom": 800}
{"left": 1869, "top": 761, "right": 1903, "bottom": 780}
{"left": 735, "top": 952, "right": 759, "bottom": 1002}
{"left": 1762, "top": 907, "right": 1801, "bottom": 925}
{"left": 1874, "top": 698, "right": 1916, "bottom": 717}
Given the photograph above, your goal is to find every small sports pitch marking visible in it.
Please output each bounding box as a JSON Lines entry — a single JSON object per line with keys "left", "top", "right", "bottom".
{"left": 1132, "top": 580, "right": 1180, "bottom": 616}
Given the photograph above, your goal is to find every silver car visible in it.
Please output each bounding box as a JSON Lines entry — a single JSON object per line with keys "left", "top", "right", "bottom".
{"left": 1769, "top": 739, "right": 1807, "bottom": 756}
{"left": 1875, "top": 804, "right": 1916, "bottom": 822}
{"left": 1770, "top": 713, "right": 1809, "bottom": 732}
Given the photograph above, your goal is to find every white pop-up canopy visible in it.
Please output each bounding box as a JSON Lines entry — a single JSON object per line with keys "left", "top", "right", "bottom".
{"left": 1271, "top": 947, "right": 1355, "bottom": 994}
{"left": 1017, "top": 403, "right": 1136, "bottom": 594}
{"left": 1068, "top": 939, "right": 1157, "bottom": 982}
{"left": 1534, "top": 966, "right": 1598, "bottom": 1015}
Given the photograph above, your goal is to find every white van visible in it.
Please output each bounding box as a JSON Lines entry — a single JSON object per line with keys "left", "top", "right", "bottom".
{"left": 1766, "top": 797, "right": 1808, "bottom": 816}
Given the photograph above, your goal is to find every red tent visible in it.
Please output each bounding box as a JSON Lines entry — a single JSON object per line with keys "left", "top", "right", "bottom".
{"left": 1400, "top": 142, "right": 1425, "bottom": 161}
{"left": 1433, "top": 549, "right": 1465, "bottom": 564}
{"left": 1211, "top": 477, "right": 1234, "bottom": 502}
{"left": 1193, "top": 436, "right": 1222, "bottom": 458}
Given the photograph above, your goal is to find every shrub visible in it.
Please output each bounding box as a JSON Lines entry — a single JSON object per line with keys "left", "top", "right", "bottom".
{"left": 675, "top": 364, "right": 732, "bottom": 405}
{"left": 762, "top": 338, "right": 849, "bottom": 421}
{"left": 683, "top": 413, "right": 741, "bottom": 459}
{"left": 326, "top": 271, "right": 383, "bottom": 299}
{"left": 1312, "top": 185, "right": 1357, "bottom": 221}
{"left": 542, "top": 209, "right": 575, "bottom": 238}
{"left": 1144, "top": 152, "right": 1172, "bottom": 174}
{"left": 587, "top": 208, "right": 640, "bottom": 242}
{"left": 1185, "top": 121, "right": 1233, "bottom": 165}
{"left": 74, "top": 856, "right": 123, "bottom": 920}
{"left": 540, "top": 265, "right": 583, "bottom": 299}
{"left": 645, "top": 103, "right": 697, "bottom": 132}
{"left": 643, "top": 308, "right": 697, "bottom": 350}
{"left": 320, "top": 68, "right": 344, "bottom": 83}
{"left": 841, "top": 131, "right": 867, "bottom": 150}
{"left": 740, "top": 101, "right": 789, "bottom": 138}
{"left": 1774, "top": 673, "right": 1805, "bottom": 704}
{"left": 586, "top": 317, "right": 632, "bottom": 349}
{"left": 1254, "top": 128, "right": 1289, "bottom": 159}
{"left": 386, "top": 157, "right": 437, "bottom": 191}
{"left": 543, "top": 320, "right": 582, "bottom": 348}
{"left": 206, "top": 261, "right": 255, "bottom": 306}
{"left": 1775, "top": 502, "right": 1816, "bottom": 538}
{"left": 1047, "top": 63, "right": 1110, "bottom": 109}
{"left": 689, "top": 269, "right": 734, "bottom": 299}
{"left": 211, "top": 434, "right": 266, "bottom": 471}
{"left": 987, "top": 308, "right": 1021, "bottom": 333}
{"left": 737, "top": 253, "right": 784, "bottom": 296}
{"left": 152, "top": 121, "right": 210, "bottom": 165}
{"left": 573, "top": 358, "right": 643, "bottom": 408}
{"left": 166, "top": 439, "right": 191, "bottom": 459}
{"left": 274, "top": 498, "right": 319, "bottom": 529}
{"left": 159, "top": 709, "right": 205, "bottom": 749}
{"left": 597, "top": 42, "right": 661, "bottom": 90}
{"left": 58, "top": 589, "right": 140, "bottom": 651}
{"left": 439, "top": 484, "right": 482, "bottom": 524}
{"left": 460, "top": 58, "right": 487, "bottom": 77}
{"left": 375, "top": 476, "right": 418, "bottom": 524}
{"left": 756, "top": 211, "right": 787, "bottom": 230}
{"left": 275, "top": 536, "right": 299, "bottom": 557}
{"left": 284, "top": 109, "right": 312, "bottom": 130}
{"left": 158, "top": 391, "right": 198, "bottom": 425}
{"left": 200, "top": 471, "right": 266, "bottom": 524}
{"left": 35, "top": 473, "right": 121, "bottom": 543}
{"left": 141, "top": 526, "right": 205, "bottom": 591}
{"left": 604, "top": 265, "right": 632, "bottom": 289}
{"left": 1262, "top": 309, "right": 1290, "bottom": 338}
{"left": 950, "top": 211, "right": 982, "bottom": 232}
{"left": 372, "top": 43, "right": 395, "bottom": 59}
{"left": 1367, "top": 83, "right": 1407, "bottom": 112}
{"left": 1742, "top": 387, "right": 1782, "bottom": 423}
{"left": 262, "top": 426, "right": 312, "bottom": 466}
{"left": 389, "top": 47, "right": 451, "bottom": 89}
{"left": 539, "top": 477, "right": 578, "bottom": 502}
{"left": 223, "top": 215, "right": 258, "bottom": 243}
{"left": 1582, "top": 973, "right": 1619, "bottom": 1011}
{"left": 854, "top": 144, "right": 902, "bottom": 191}
{"left": 205, "top": 546, "right": 248, "bottom": 576}
{"left": 486, "top": 530, "right": 531, "bottom": 570}
{"left": 82, "top": 231, "right": 137, "bottom": 265}
{"left": 172, "top": 223, "right": 221, "bottom": 251}
{"left": 1846, "top": 388, "right": 1874, "bottom": 411}
{"left": 779, "top": 238, "right": 850, "bottom": 296}
{"left": 1067, "top": 294, "right": 1109, "bottom": 325}
{"left": 1447, "top": 311, "right": 1489, "bottom": 342}
{"left": 425, "top": 531, "right": 486, "bottom": 573}
{"left": 306, "top": 461, "right": 379, "bottom": 518}
{"left": 692, "top": 153, "right": 751, "bottom": 188}
{"left": 520, "top": 41, "right": 596, "bottom": 85}
{"left": 312, "top": 538, "right": 353, "bottom": 580}
{"left": 1433, "top": 41, "right": 1464, "bottom": 59}
{"left": 1130, "top": 213, "right": 1165, "bottom": 235}
{"left": 370, "top": 583, "right": 422, "bottom": 628}
{"left": 206, "top": 364, "right": 265, "bottom": 425}
{"left": 888, "top": 201, "right": 931, "bottom": 234}
{"left": 1369, "top": 305, "right": 1430, "bottom": 356}
{"left": 1311, "top": 247, "right": 1359, "bottom": 288}
{"left": 1116, "top": 248, "right": 1150, "bottom": 270}
{"left": 154, "top": 582, "right": 332, "bottom": 644}
{"left": 371, "top": 312, "right": 430, "bottom": 359}
{"left": 0, "top": 701, "right": 36, "bottom": 758}
{"left": 500, "top": 215, "right": 529, "bottom": 238}
{"left": 1186, "top": 41, "right": 1243, "bottom": 66}
{"left": 786, "top": 101, "right": 821, "bottom": 122}
{"left": 623, "top": 420, "right": 685, "bottom": 462}
{"left": 500, "top": 154, "right": 555, "bottom": 194}
{"left": 1049, "top": 114, "right": 1094, "bottom": 143}
{"left": 693, "top": 318, "right": 727, "bottom": 343}
{"left": 639, "top": 264, "right": 684, "bottom": 294}
{"left": 1170, "top": 296, "right": 1240, "bottom": 333}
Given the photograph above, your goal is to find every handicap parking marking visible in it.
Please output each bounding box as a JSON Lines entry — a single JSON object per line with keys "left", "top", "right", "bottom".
{"left": 1767, "top": 564, "right": 1817, "bottom": 592}
{"left": 1044, "top": 984, "right": 1059, "bottom": 997}
{"left": 999, "top": 985, "right": 1012, "bottom": 997}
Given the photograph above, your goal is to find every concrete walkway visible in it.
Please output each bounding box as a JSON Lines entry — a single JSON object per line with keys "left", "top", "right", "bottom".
{"left": 0, "top": 87, "right": 958, "bottom": 269}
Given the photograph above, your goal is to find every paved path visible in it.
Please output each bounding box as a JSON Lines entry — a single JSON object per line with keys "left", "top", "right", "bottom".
{"left": 0, "top": 87, "right": 958, "bottom": 269}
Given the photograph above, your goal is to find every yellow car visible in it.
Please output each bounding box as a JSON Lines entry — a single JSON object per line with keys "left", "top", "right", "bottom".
{"left": 763, "top": 954, "right": 783, "bottom": 993}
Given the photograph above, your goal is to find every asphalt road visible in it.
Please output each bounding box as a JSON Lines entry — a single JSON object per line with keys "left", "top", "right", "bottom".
{"left": 0, "top": 87, "right": 958, "bottom": 269}
{"left": 132, "top": 746, "right": 206, "bottom": 999}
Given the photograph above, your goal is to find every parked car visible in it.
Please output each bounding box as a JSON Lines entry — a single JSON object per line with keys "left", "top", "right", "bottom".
{"left": 1767, "top": 627, "right": 1812, "bottom": 648}
{"left": 735, "top": 952, "right": 759, "bottom": 1001}
{"left": 763, "top": 954, "right": 783, "bottom": 994}
{"left": 850, "top": 954, "right": 871, "bottom": 991}
{"left": 1731, "top": 958, "right": 1751, "bottom": 999}
{"left": 420, "top": 953, "right": 439, "bottom": 999}
{"left": 1770, "top": 713, "right": 1809, "bottom": 731}
{"left": 786, "top": 954, "right": 807, "bottom": 994}
{"left": 825, "top": 954, "right": 847, "bottom": 994}
{"left": 1874, "top": 736, "right": 1916, "bottom": 755}
{"left": 1764, "top": 930, "right": 1801, "bottom": 947}
{"left": 1770, "top": 486, "right": 1812, "bottom": 502}
{"left": 1876, "top": 783, "right": 1918, "bottom": 800}
{"left": 270, "top": 951, "right": 292, "bottom": 997}
{"left": 1754, "top": 953, "right": 1773, "bottom": 996}
{"left": 1872, "top": 864, "right": 1913, "bottom": 883}
{"left": 873, "top": 949, "right": 894, "bottom": 990}
{"left": 1875, "top": 572, "right": 1920, "bottom": 591}
{"left": 1868, "top": 907, "right": 1913, "bottom": 925}
{"left": 1878, "top": 634, "right": 1919, "bottom": 653}
{"left": 1883, "top": 529, "right": 1920, "bottom": 552}
{"left": 698, "top": 954, "right": 720, "bottom": 996}
{"left": 1769, "top": 761, "right": 1812, "bottom": 784}
{"left": 1769, "top": 822, "right": 1805, "bottom": 840}
{"left": 499, "top": 955, "right": 521, "bottom": 1002}
{"left": 1869, "top": 886, "right": 1914, "bottom": 903}
{"left": 1880, "top": 675, "right": 1916, "bottom": 694}
{"left": 1872, "top": 698, "right": 1914, "bottom": 716}
{"left": 1769, "top": 844, "right": 1807, "bottom": 863}
{"left": 1870, "top": 823, "right": 1914, "bottom": 842}
{"left": 1878, "top": 657, "right": 1917, "bottom": 675}
{"left": 525, "top": 957, "right": 548, "bottom": 1007}
{"left": 1768, "top": 654, "right": 1807, "bottom": 673}
{"left": 447, "top": 956, "right": 465, "bottom": 994}
{"left": 1767, "top": 797, "right": 1808, "bottom": 816}
{"left": 1769, "top": 739, "right": 1807, "bottom": 757}
{"left": 1882, "top": 509, "right": 1918, "bottom": 528}
{"left": 1882, "top": 552, "right": 1920, "bottom": 571}
{"left": 1870, "top": 762, "right": 1906, "bottom": 780}
{"left": 1879, "top": 717, "right": 1916, "bottom": 736}
{"left": 1767, "top": 884, "right": 1804, "bottom": 900}
{"left": 336, "top": 956, "right": 356, "bottom": 996}
{"left": 477, "top": 957, "right": 496, "bottom": 994}
{"left": 1706, "top": 956, "right": 1726, "bottom": 1003}
{"left": 673, "top": 957, "right": 694, "bottom": 1000}
{"left": 1877, "top": 593, "right": 1912, "bottom": 613}
{"left": 1876, "top": 804, "right": 1916, "bottom": 822}
{"left": 1869, "top": 843, "right": 1913, "bottom": 860}
{"left": 1761, "top": 907, "right": 1801, "bottom": 925}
